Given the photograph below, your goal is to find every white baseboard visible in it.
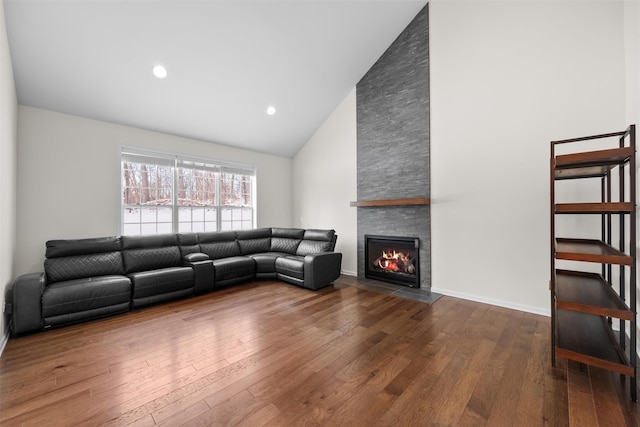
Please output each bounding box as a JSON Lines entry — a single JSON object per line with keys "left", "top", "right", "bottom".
{"left": 0, "top": 325, "right": 9, "bottom": 358}
{"left": 430, "top": 286, "right": 551, "bottom": 317}
{"left": 340, "top": 270, "right": 357, "bottom": 276}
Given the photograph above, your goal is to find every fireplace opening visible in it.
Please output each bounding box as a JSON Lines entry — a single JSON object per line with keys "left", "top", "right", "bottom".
{"left": 365, "top": 234, "right": 420, "bottom": 288}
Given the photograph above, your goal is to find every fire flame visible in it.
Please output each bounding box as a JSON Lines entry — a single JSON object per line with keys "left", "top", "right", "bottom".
{"left": 375, "top": 250, "right": 412, "bottom": 272}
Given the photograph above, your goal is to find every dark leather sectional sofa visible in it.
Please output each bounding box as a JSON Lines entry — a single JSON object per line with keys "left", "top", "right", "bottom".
{"left": 6, "top": 227, "right": 341, "bottom": 335}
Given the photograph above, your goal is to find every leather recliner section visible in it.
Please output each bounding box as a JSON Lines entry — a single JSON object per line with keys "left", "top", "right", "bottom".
{"left": 122, "top": 234, "right": 195, "bottom": 308}
{"left": 41, "top": 237, "right": 132, "bottom": 329}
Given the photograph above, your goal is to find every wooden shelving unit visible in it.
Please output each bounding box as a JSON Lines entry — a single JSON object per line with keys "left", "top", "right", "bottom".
{"left": 550, "top": 125, "right": 637, "bottom": 401}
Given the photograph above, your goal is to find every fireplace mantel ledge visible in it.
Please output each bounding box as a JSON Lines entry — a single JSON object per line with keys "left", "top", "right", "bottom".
{"left": 349, "top": 197, "right": 430, "bottom": 207}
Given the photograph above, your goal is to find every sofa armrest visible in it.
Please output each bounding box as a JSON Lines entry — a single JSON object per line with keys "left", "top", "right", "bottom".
{"left": 183, "top": 253, "right": 214, "bottom": 293}
{"left": 183, "top": 252, "right": 210, "bottom": 263}
{"left": 303, "top": 252, "right": 342, "bottom": 290}
{"left": 7, "top": 272, "right": 46, "bottom": 335}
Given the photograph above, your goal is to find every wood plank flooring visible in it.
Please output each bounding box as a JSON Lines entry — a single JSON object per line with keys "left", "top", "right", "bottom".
{"left": 1, "top": 275, "right": 639, "bottom": 426}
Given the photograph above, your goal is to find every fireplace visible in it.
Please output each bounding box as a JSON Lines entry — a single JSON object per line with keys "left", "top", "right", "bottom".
{"left": 365, "top": 235, "right": 420, "bottom": 288}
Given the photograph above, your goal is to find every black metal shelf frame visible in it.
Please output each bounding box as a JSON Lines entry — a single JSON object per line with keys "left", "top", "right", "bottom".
{"left": 550, "top": 125, "right": 637, "bottom": 402}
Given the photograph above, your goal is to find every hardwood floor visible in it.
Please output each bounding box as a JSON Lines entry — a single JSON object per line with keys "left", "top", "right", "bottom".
{"left": 1, "top": 275, "right": 639, "bottom": 426}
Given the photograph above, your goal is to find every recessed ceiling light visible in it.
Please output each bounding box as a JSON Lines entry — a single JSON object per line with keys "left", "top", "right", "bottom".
{"left": 266, "top": 105, "right": 276, "bottom": 115}
{"left": 153, "top": 65, "right": 167, "bottom": 79}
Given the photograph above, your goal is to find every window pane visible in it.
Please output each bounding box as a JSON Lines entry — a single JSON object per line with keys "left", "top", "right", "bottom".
{"left": 148, "top": 189, "right": 158, "bottom": 204}
{"left": 192, "top": 207, "right": 205, "bottom": 222}
{"left": 220, "top": 173, "right": 253, "bottom": 207}
{"left": 123, "top": 223, "right": 140, "bottom": 235}
{"left": 232, "top": 208, "right": 242, "bottom": 221}
{"left": 204, "top": 222, "right": 217, "bottom": 232}
{"left": 158, "top": 166, "right": 173, "bottom": 204}
{"left": 179, "top": 206, "right": 191, "bottom": 222}
{"left": 205, "top": 208, "right": 216, "bottom": 221}
{"left": 221, "top": 221, "right": 233, "bottom": 231}
{"left": 157, "top": 207, "right": 172, "bottom": 222}
{"left": 141, "top": 223, "right": 157, "bottom": 234}
{"left": 204, "top": 192, "right": 215, "bottom": 205}
{"left": 123, "top": 207, "right": 140, "bottom": 223}
{"left": 179, "top": 222, "right": 192, "bottom": 232}
{"left": 157, "top": 223, "right": 172, "bottom": 234}
{"left": 177, "top": 166, "right": 217, "bottom": 207}
{"left": 123, "top": 187, "right": 138, "bottom": 205}
{"left": 242, "top": 220, "right": 252, "bottom": 230}
{"left": 122, "top": 162, "right": 141, "bottom": 204}
{"left": 141, "top": 207, "right": 156, "bottom": 223}
{"left": 221, "top": 208, "right": 232, "bottom": 221}
{"left": 192, "top": 222, "right": 205, "bottom": 233}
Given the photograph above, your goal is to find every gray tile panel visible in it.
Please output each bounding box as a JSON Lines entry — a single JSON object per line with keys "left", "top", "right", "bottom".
{"left": 356, "top": 5, "right": 430, "bottom": 288}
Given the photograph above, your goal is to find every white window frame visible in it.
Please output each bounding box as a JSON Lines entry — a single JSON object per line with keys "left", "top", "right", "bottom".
{"left": 121, "top": 147, "right": 256, "bottom": 235}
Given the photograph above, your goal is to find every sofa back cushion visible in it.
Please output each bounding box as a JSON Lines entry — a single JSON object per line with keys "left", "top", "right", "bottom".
{"left": 296, "top": 229, "right": 336, "bottom": 256}
{"left": 198, "top": 231, "right": 240, "bottom": 259}
{"left": 177, "top": 233, "right": 200, "bottom": 257}
{"left": 44, "top": 237, "right": 125, "bottom": 283}
{"left": 271, "top": 228, "right": 304, "bottom": 254}
{"left": 237, "top": 228, "right": 272, "bottom": 255}
{"left": 121, "top": 234, "right": 182, "bottom": 274}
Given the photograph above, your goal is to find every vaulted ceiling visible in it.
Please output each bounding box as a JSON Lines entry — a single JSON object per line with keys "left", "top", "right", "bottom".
{"left": 4, "top": 0, "right": 427, "bottom": 157}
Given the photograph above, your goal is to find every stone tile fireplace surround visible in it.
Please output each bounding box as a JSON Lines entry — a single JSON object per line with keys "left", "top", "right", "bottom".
{"left": 355, "top": 4, "right": 430, "bottom": 288}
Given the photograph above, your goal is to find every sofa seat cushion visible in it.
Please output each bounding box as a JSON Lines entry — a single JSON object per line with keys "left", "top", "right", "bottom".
{"left": 42, "top": 275, "right": 131, "bottom": 318}
{"left": 128, "top": 266, "right": 194, "bottom": 300}
{"left": 212, "top": 256, "right": 256, "bottom": 282}
{"left": 248, "top": 252, "right": 289, "bottom": 274}
{"left": 275, "top": 256, "right": 305, "bottom": 280}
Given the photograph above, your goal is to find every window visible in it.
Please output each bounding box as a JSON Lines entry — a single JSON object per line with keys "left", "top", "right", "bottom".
{"left": 122, "top": 154, "right": 174, "bottom": 235}
{"left": 220, "top": 169, "right": 254, "bottom": 231}
{"left": 121, "top": 149, "right": 255, "bottom": 235}
{"left": 177, "top": 161, "right": 218, "bottom": 233}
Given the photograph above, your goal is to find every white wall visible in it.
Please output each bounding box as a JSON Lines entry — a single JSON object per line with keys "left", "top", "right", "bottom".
{"left": 429, "top": 1, "right": 626, "bottom": 314}
{"left": 16, "top": 106, "right": 293, "bottom": 275}
{"left": 0, "top": 0, "right": 17, "bottom": 350}
{"left": 625, "top": 0, "right": 640, "bottom": 129}
{"left": 624, "top": 0, "right": 640, "bottom": 349}
{"left": 292, "top": 89, "right": 357, "bottom": 275}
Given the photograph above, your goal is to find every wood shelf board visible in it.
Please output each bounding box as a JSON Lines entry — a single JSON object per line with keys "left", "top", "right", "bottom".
{"left": 554, "top": 165, "right": 616, "bottom": 180}
{"left": 350, "top": 198, "right": 430, "bottom": 207}
{"left": 555, "top": 146, "right": 633, "bottom": 168}
{"left": 556, "top": 309, "right": 633, "bottom": 376}
{"left": 554, "top": 202, "right": 633, "bottom": 214}
{"left": 554, "top": 269, "right": 632, "bottom": 320}
{"left": 555, "top": 238, "right": 633, "bottom": 265}
{"left": 554, "top": 147, "right": 633, "bottom": 180}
